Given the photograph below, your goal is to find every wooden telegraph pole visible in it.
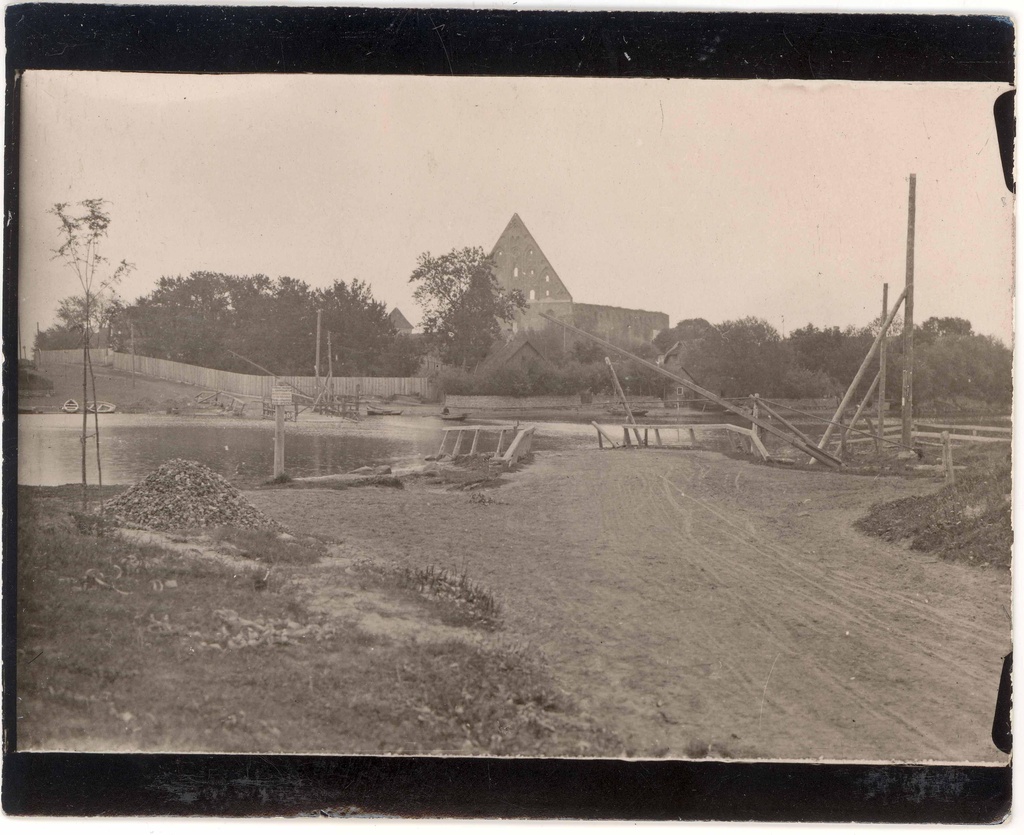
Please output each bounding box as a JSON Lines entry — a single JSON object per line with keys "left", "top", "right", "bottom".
{"left": 876, "top": 283, "right": 888, "bottom": 453}
{"left": 314, "top": 309, "right": 322, "bottom": 392}
{"left": 130, "top": 320, "right": 137, "bottom": 388}
{"left": 901, "top": 174, "right": 916, "bottom": 447}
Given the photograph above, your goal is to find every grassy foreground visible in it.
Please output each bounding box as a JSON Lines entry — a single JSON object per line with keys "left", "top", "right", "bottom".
{"left": 16, "top": 485, "right": 618, "bottom": 755}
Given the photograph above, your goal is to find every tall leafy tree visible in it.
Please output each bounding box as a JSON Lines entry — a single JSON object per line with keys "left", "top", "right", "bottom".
{"left": 315, "top": 279, "right": 396, "bottom": 376}
{"left": 409, "top": 246, "right": 526, "bottom": 369}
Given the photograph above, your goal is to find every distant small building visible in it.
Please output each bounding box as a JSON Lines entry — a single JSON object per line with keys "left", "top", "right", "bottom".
{"left": 388, "top": 307, "right": 415, "bottom": 335}
{"left": 476, "top": 333, "right": 552, "bottom": 375}
{"left": 658, "top": 341, "right": 698, "bottom": 401}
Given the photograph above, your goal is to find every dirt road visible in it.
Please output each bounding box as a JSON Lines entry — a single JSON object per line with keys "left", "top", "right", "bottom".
{"left": 249, "top": 449, "right": 1010, "bottom": 763}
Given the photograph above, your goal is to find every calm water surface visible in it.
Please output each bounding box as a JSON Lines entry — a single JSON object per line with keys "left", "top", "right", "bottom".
{"left": 18, "top": 414, "right": 597, "bottom": 486}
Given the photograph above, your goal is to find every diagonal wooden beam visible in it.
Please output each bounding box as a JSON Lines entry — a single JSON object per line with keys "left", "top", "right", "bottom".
{"left": 539, "top": 313, "right": 841, "bottom": 468}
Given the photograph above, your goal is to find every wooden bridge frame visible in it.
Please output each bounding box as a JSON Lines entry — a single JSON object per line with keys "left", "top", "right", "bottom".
{"left": 437, "top": 425, "right": 517, "bottom": 459}
{"left": 437, "top": 425, "right": 537, "bottom": 469}
{"left": 592, "top": 421, "right": 771, "bottom": 462}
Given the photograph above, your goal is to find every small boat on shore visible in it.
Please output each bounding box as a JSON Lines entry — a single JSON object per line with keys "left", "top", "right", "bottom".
{"left": 86, "top": 401, "right": 117, "bottom": 414}
{"left": 61, "top": 399, "right": 80, "bottom": 413}
{"left": 366, "top": 406, "right": 403, "bottom": 416}
{"left": 440, "top": 412, "right": 469, "bottom": 422}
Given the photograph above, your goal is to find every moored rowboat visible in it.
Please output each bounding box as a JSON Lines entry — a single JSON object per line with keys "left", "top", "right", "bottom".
{"left": 86, "top": 401, "right": 117, "bottom": 414}
{"left": 61, "top": 399, "right": 80, "bottom": 413}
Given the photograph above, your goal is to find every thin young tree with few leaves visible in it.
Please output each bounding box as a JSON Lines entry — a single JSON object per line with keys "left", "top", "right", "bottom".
{"left": 49, "top": 199, "right": 134, "bottom": 510}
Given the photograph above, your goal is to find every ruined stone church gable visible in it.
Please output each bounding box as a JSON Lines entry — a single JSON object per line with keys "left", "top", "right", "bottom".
{"left": 489, "top": 214, "right": 573, "bottom": 305}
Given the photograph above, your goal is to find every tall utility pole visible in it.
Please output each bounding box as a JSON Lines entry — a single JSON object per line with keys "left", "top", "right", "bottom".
{"left": 314, "top": 309, "right": 322, "bottom": 390}
{"left": 901, "top": 174, "right": 916, "bottom": 446}
{"left": 877, "top": 282, "right": 888, "bottom": 453}
{"left": 130, "top": 320, "right": 137, "bottom": 388}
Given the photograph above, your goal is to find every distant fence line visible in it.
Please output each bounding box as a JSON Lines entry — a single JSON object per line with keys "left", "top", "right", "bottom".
{"left": 35, "top": 347, "right": 114, "bottom": 366}
{"left": 35, "top": 349, "right": 438, "bottom": 401}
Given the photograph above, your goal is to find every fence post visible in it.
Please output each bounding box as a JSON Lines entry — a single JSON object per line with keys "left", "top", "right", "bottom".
{"left": 942, "top": 431, "right": 955, "bottom": 486}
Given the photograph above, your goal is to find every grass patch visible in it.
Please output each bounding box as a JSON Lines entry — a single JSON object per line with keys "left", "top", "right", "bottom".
{"left": 395, "top": 564, "right": 502, "bottom": 629}
{"left": 855, "top": 453, "right": 1012, "bottom": 568}
{"left": 205, "top": 527, "right": 324, "bottom": 566}
{"left": 352, "top": 560, "right": 503, "bottom": 631}
{"left": 16, "top": 487, "right": 617, "bottom": 756}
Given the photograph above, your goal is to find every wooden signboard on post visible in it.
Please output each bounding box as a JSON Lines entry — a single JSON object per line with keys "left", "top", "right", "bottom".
{"left": 271, "top": 385, "right": 292, "bottom": 477}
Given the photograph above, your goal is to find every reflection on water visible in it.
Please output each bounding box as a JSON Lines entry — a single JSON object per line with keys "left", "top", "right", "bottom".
{"left": 17, "top": 414, "right": 597, "bottom": 486}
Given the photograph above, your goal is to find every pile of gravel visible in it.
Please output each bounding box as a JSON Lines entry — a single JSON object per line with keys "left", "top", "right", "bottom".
{"left": 106, "top": 459, "right": 279, "bottom": 531}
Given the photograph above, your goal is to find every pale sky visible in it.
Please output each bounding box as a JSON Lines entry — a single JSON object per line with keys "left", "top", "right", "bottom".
{"left": 17, "top": 71, "right": 1014, "bottom": 346}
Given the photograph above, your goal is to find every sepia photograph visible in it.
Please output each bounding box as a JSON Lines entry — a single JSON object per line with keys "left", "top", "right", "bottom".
{"left": 10, "top": 38, "right": 1014, "bottom": 802}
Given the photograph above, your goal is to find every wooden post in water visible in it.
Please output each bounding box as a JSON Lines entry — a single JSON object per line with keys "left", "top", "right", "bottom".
{"left": 271, "top": 384, "right": 291, "bottom": 478}
{"left": 902, "top": 175, "right": 916, "bottom": 447}
{"left": 877, "top": 283, "right": 888, "bottom": 454}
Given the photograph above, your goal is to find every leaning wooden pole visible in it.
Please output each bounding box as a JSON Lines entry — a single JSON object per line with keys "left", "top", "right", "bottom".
{"left": 844, "top": 371, "right": 881, "bottom": 445}
{"left": 755, "top": 397, "right": 843, "bottom": 464}
{"left": 815, "top": 286, "right": 907, "bottom": 456}
{"left": 606, "top": 358, "right": 636, "bottom": 424}
{"left": 606, "top": 357, "right": 643, "bottom": 446}
{"left": 539, "top": 313, "right": 841, "bottom": 467}
{"left": 877, "top": 282, "right": 888, "bottom": 454}
{"left": 901, "top": 174, "right": 917, "bottom": 447}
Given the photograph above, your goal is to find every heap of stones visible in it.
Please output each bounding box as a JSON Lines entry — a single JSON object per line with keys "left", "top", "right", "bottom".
{"left": 106, "top": 459, "right": 279, "bottom": 531}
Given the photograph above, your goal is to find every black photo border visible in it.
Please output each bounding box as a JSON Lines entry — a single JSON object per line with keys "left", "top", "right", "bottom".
{"left": 2, "top": 4, "right": 1014, "bottom": 821}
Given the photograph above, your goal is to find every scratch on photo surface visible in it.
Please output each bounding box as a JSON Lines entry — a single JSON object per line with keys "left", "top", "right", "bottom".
{"left": 758, "top": 652, "right": 781, "bottom": 731}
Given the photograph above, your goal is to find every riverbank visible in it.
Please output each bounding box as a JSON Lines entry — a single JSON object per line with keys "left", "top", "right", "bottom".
{"left": 17, "top": 443, "right": 1010, "bottom": 761}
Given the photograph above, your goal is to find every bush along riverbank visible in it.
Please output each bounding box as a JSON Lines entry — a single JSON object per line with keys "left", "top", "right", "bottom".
{"left": 855, "top": 450, "right": 1011, "bottom": 569}
{"left": 16, "top": 472, "right": 619, "bottom": 755}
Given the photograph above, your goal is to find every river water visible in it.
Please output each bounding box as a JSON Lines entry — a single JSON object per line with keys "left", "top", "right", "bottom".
{"left": 17, "top": 414, "right": 598, "bottom": 486}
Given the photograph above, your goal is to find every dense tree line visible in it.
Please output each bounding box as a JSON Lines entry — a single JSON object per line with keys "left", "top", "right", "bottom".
{"left": 655, "top": 314, "right": 1011, "bottom": 408}
{"left": 438, "top": 313, "right": 1011, "bottom": 409}
{"left": 36, "top": 271, "right": 425, "bottom": 377}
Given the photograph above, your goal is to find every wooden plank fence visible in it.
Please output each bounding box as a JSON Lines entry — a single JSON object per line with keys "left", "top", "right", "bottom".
{"left": 35, "top": 348, "right": 113, "bottom": 366}
{"left": 36, "top": 349, "right": 438, "bottom": 401}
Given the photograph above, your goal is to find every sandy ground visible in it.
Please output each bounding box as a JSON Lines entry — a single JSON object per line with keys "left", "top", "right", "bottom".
{"left": 248, "top": 448, "right": 1010, "bottom": 764}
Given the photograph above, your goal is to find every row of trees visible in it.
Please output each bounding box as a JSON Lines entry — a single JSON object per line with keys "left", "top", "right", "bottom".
{"left": 437, "top": 312, "right": 1011, "bottom": 409}
{"left": 652, "top": 315, "right": 1010, "bottom": 407}
{"left": 36, "top": 241, "right": 525, "bottom": 379}
{"left": 37, "top": 271, "right": 427, "bottom": 377}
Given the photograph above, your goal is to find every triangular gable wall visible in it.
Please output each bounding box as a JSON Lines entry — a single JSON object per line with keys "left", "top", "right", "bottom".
{"left": 489, "top": 214, "right": 573, "bottom": 305}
